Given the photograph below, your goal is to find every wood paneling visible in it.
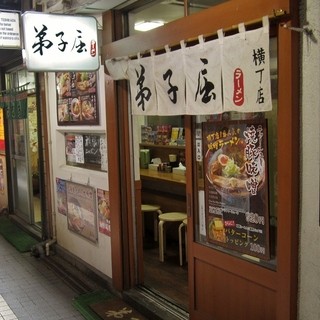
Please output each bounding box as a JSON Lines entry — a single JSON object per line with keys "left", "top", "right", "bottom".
{"left": 193, "top": 258, "right": 276, "bottom": 320}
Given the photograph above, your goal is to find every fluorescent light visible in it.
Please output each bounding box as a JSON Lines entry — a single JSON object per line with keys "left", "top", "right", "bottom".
{"left": 134, "top": 21, "right": 164, "bottom": 32}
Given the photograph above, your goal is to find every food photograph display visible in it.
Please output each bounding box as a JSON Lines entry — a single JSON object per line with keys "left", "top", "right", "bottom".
{"left": 203, "top": 119, "right": 270, "bottom": 260}
{"left": 56, "top": 71, "right": 99, "bottom": 125}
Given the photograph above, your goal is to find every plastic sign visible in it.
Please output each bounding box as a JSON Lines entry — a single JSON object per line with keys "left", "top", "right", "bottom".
{"left": 22, "top": 11, "right": 99, "bottom": 72}
{"left": 0, "top": 11, "right": 20, "bottom": 48}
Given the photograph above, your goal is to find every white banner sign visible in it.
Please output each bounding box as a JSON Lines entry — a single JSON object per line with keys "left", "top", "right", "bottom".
{"left": 221, "top": 18, "right": 272, "bottom": 113}
{"left": 0, "top": 11, "right": 20, "bottom": 48}
{"left": 22, "top": 12, "right": 99, "bottom": 72}
{"left": 106, "top": 17, "right": 272, "bottom": 116}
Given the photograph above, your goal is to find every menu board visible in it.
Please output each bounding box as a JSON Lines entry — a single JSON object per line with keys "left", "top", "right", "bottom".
{"left": 56, "top": 71, "right": 99, "bottom": 125}
{"left": 203, "top": 119, "right": 270, "bottom": 260}
{"left": 65, "top": 133, "right": 107, "bottom": 172}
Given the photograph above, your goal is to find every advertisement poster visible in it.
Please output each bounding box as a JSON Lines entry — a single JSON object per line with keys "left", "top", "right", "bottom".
{"left": 0, "top": 108, "right": 4, "bottom": 152}
{"left": 66, "top": 181, "right": 98, "bottom": 243}
{"left": 56, "top": 178, "right": 67, "bottom": 215}
{"left": 97, "top": 188, "right": 111, "bottom": 236}
{"left": 203, "top": 119, "right": 270, "bottom": 260}
{"left": 56, "top": 71, "right": 99, "bottom": 125}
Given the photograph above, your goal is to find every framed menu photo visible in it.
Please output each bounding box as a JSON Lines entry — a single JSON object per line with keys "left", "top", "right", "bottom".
{"left": 56, "top": 71, "right": 99, "bottom": 125}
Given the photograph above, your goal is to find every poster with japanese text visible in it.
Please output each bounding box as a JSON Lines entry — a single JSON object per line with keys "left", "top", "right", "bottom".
{"left": 66, "top": 181, "right": 98, "bottom": 243}
{"left": 203, "top": 119, "right": 270, "bottom": 259}
{"left": 56, "top": 71, "right": 99, "bottom": 125}
{"left": 97, "top": 188, "right": 111, "bottom": 236}
{"left": 56, "top": 178, "right": 67, "bottom": 215}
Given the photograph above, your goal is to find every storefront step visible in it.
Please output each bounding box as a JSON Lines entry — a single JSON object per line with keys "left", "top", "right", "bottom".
{"left": 123, "top": 286, "right": 189, "bottom": 320}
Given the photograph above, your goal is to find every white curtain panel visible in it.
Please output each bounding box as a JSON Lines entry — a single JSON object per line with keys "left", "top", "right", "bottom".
{"left": 154, "top": 47, "right": 186, "bottom": 115}
{"left": 183, "top": 36, "right": 223, "bottom": 115}
{"left": 221, "top": 18, "right": 272, "bottom": 113}
{"left": 128, "top": 54, "right": 158, "bottom": 115}
{"left": 105, "top": 58, "right": 129, "bottom": 80}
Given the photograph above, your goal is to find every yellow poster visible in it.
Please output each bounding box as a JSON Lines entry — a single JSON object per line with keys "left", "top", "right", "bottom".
{"left": 0, "top": 108, "right": 4, "bottom": 140}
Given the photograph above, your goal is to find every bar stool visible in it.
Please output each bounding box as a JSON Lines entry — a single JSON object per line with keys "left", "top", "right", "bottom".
{"left": 178, "top": 218, "right": 188, "bottom": 266}
{"left": 141, "top": 204, "right": 162, "bottom": 241}
{"left": 158, "top": 212, "right": 187, "bottom": 262}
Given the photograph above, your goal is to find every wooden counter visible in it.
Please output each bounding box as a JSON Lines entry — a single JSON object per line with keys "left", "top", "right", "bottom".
{"left": 140, "top": 168, "right": 186, "bottom": 185}
{"left": 140, "top": 168, "right": 187, "bottom": 215}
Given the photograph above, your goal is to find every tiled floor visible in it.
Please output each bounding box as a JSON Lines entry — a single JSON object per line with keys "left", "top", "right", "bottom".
{"left": 0, "top": 234, "right": 85, "bottom": 320}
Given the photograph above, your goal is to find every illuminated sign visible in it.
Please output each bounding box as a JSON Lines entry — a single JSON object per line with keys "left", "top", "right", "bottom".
{"left": 22, "top": 11, "right": 99, "bottom": 72}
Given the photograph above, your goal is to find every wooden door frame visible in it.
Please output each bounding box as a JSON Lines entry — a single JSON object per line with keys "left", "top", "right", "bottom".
{"left": 102, "top": 0, "right": 300, "bottom": 318}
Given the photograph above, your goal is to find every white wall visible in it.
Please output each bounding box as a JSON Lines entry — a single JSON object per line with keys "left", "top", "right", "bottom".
{"left": 45, "top": 66, "right": 112, "bottom": 278}
{"left": 298, "top": 0, "right": 320, "bottom": 319}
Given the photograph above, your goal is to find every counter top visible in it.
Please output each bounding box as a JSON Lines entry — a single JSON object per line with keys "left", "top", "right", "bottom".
{"left": 140, "top": 168, "right": 186, "bottom": 184}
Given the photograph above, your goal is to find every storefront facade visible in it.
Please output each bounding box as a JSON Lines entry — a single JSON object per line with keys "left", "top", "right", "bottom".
{"left": 3, "top": 0, "right": 319, "bottom": 319}
{"left": 101, "top": 0, "right": 299, "bottom": 319}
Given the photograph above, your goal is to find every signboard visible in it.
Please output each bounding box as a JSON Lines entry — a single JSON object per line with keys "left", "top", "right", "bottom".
{"left": 22, "top": 12, "right": 99, "bottom": 71}
{"left": 0, "top": 11, "right": 20, "bottom": 48}
{"left": 203, "top": 119, "right": 270, "bottom": 260}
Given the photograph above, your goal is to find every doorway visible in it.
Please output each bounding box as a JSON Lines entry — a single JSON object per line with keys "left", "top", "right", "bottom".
{"left": 5, "top": 70, "right": 42, "bottom": 230}
{"left": 134, "top": 115, "right": 188, "bottom": 310}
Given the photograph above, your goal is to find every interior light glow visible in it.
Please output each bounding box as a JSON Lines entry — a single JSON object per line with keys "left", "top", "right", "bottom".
{"left": 134, "top": 21, "right": 164, "bottom": 32}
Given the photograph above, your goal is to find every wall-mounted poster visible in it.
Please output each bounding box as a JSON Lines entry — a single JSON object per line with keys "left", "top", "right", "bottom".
{"left": 97, "top": 188, "right": 111, "bottom": 236}
{"left": 56, "top": 178, "right": 67, "bottom": 215}
{"left": 203, "top": 119, "right": 270, "bottom": 260}
{"left": 56, "top": 71, "right": 99, "bottom": 125}
{"left": 66, "top": 181, "right": 98, "bottom": 243}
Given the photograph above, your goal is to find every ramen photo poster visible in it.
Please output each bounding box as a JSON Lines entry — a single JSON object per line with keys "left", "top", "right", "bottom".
{"left": 203, "top": 119, "right": 270, "bottom": 260}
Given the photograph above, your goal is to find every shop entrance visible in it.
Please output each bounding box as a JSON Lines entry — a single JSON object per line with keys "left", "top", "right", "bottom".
{"left": 6, "top": 71, "right": 42, "bottom": 229}
{"left": 135, "top": 115, "right": 188, "bottom": 310}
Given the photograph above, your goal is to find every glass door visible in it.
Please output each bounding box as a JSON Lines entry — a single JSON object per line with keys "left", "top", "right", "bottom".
{"left": 6, "top": 71, "right": 41, "bottom": 227}
{"left": 9, "top": 117, "right": 33, "bottom": 222}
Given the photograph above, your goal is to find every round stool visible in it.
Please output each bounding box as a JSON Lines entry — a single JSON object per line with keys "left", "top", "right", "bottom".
{"left": 141, "top": 204, "right": 162, "bottom": 241}
{"left": 158, "top": 212, "right": 187, "bottom": 262}
{"left": 178, "top": 219, "right": 187, "bottom": 266}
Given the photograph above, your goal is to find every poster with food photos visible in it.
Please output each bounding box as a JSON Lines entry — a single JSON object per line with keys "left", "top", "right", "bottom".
{"left": 97, "top": 188, "right": 111, "bottom": 236}
{"left": 56, "top": 71, "right": 99, "bottom": 125}
{"left": 66, "top": 181, "right": 98, "bottom": 243}
{"left": 203, "top": 119, "right": 270, "bottom": 260}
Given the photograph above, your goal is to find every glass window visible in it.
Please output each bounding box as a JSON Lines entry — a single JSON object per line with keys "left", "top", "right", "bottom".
{"left": 193, "top": 37, "right": 278, "bottom": 270}
{"left": 127, "top": 0, "right": 228, "bottom": 36}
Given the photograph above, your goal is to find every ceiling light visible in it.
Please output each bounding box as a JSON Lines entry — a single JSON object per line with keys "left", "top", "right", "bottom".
{"left": 134, "top": 21, "right": 164, "bottom": 32}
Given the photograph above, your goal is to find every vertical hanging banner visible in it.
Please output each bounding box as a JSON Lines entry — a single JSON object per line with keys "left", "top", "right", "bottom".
{"left": 203, "top": 119, "right": 270, "bottom": 260}
{"left": 184, "top": 36, "right": 223, "bottom": 115}
{"left": 154, "top": 45, "right": 186, "bottom": 115}
{"left": 0, "top": 88, "right": 28, "bottom": 119}
{"left": 128, "top": 54, "right": 157, "bottom": 115}
{"left": 221, "top": 16, "right": 272, "bottom": 113}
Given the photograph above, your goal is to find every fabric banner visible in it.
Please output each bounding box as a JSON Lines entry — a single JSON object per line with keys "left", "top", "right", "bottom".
{"left": 0, "top": 89, "right": 28, "bottom": 119}
{"left": 127, "top": 54, "right": 157, "bottom": 115}
{"left": 221, "top": 19, "right": 272, "bottom": 113}
{"left": 184, "top": 36, "right": 223, "bottom": 115}
{"left": 106, "top": 17, "right": 272, "bottom": 116}
{"left": 154, "top": 47, "right": 186, "bottom": 115}
{"left": 105, "top": 59, "right": 129, "bottom": 80}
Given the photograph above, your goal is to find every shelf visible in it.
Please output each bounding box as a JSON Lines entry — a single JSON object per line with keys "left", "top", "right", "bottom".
{"left": 140, "top": 143, "right": 185, "bottom": 150}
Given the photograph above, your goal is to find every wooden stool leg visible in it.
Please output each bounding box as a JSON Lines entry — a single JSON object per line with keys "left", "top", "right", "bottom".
{"left": 159, "top": 220, "right": 165, "bottom": 262}
{"left": 179, "top": 222, "right": 184, "bottom": 266}
{"left": 185, "top": 225, "right": 188, "bottom": 263}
